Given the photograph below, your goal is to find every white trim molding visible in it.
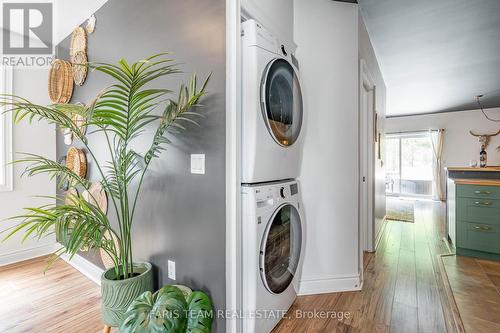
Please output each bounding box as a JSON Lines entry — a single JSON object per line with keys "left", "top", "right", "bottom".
{"left": 60, "top": 247, "right": 104, "bottom": 286}
{"left": 0, "top": 66, "right": 13, "bottom": 192}
{"left": 298, "top": 274, "right": 362, "bottom": 296}
{"left": 0, "top": 242, "right": 57, "bottom": 266}
{"left": 225, "top": 0, "right": 242, "bottom": 332}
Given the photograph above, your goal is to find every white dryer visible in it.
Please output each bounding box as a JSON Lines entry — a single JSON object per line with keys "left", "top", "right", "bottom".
{"left": 241, "top": 180, "right": 305, "bottom": 333}
{"left": 241, "top": 19, "right": 304, "bottom": 184}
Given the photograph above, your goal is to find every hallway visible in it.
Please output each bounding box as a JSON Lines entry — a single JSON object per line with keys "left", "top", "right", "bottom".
{"left": 274, "top": 199, "right": 452, "bottom": 332}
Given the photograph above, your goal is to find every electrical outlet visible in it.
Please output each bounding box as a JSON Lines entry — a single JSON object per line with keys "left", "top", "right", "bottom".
{"left": 168, "top": 260, "right": 176, "bottom": 280}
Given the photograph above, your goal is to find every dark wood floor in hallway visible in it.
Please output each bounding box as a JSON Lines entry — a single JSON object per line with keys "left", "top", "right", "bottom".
{"left": 273, "top": 199, "right": 452, "bottom": 333}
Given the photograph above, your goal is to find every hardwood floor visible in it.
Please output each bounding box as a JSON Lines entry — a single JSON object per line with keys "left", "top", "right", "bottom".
{"left": 2, "top": 199, "right": 497, "bottom": 333}
{"left": 0, "top": 255, "right": 104, "bottom": 333}
{"left": 440, "top": 254, "right": 500, "bottom": 332}
{"left": 273, "top": 199, "right": 452, "bottom": 333}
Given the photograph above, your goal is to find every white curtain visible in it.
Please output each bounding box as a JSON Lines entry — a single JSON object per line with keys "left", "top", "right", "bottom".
{"left": 430, "top": 129, "right": 445, "bottom": 201}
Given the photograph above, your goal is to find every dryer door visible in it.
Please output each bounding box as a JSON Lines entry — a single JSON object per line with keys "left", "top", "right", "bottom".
{"left": 260, "top": 203, "right": 302, "bottom": 294}
{"left": 261, "top": 58, "right": 303, "bottom": 147}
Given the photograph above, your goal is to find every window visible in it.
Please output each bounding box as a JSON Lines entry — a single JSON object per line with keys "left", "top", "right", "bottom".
{"left": 386, "top": 132, "right": 434, "bottom": 197}
{"left": 0, "top": 66, "right": 13, "bottom": 192}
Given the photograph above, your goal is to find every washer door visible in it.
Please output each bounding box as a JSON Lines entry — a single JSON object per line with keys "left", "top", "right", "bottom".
{"left": 260, "top": 203, "right": 302, "bottom": 294}
{"left": 261, "top": 58, "right": 303, "bottom": 147}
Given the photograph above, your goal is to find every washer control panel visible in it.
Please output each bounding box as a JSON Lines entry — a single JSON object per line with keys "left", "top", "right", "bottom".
{"left": 254, "top": 182, "right": 297, "bottom": 208}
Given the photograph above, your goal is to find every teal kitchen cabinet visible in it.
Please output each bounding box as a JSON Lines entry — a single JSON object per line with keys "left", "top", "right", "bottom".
{"left": 448, "top": 182, "right": 500, "bottom": 261}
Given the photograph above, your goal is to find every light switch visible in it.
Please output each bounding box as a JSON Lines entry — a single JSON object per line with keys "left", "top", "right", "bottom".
{"left": 190, "top": 154, "right": 205, "bottom": 174}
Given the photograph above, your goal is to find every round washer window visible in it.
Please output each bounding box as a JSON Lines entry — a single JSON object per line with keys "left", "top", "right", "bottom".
{"left": 260, "top": 204, "right": 302, "bottom": 294}
{"left": 262, "top": 59, "right": 303, "bottom": 146}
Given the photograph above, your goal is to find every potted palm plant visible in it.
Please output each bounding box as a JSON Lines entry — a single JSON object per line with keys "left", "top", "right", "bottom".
{"left": 0, "top": 53, "right": 210, "bottom": 328}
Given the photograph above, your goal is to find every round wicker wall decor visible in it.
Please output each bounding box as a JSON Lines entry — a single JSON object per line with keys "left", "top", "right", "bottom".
{"left": 66, "top": 147, "right": 87, "bottom": 178}
{"left": 72, "top": 51, "right": 88, "bottom": 86}
{"left": 70, "top": 26, "right": 87, "bottom": 58}
{"left": 48, "top": 59, "right": 73, "bottom": 103}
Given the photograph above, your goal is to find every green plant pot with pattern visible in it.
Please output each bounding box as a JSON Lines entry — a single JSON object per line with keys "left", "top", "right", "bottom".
{"left": 101, "top": 262, "right": 154, "bottom": 327}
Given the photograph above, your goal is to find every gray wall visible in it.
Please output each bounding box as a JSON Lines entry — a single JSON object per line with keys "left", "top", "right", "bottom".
{"left": 56, "top": 0, "right": 226, "bottom": 331}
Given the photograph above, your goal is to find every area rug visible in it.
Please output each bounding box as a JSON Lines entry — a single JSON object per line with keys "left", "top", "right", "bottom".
{"left": 385, "top": 198, "right": 415, "bottom": 223}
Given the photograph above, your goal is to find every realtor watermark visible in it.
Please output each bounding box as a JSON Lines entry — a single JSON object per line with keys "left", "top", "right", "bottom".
{"left": 1, "top": 1, "right": 54, "bottom": 66}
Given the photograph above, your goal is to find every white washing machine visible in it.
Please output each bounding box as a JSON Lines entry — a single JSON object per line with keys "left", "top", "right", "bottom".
{"left": 241, "top": 180, "right": 305, "bottom": 333}
{"left": 241, "top": 19, "right": 304, "bottom": 184}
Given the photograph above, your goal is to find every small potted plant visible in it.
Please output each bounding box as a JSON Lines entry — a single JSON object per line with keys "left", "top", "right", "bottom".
{"left": 1, "top": 53, "right": 210, "bottom": 328}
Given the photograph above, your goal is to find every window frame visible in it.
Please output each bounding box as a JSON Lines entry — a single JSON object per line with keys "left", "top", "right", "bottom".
{"left": 0, "top": 66, "right": 13, "bottom": 192}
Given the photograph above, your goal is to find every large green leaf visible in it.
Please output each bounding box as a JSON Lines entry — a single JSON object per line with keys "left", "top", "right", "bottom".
{"left": 186, "top": 291, "right": 214, "bottom": 333}
{"left": 120, "top": 286, "right": 188, "bottom": 333}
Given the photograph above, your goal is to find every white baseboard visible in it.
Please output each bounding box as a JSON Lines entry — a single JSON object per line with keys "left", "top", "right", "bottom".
{"left": 298, "top": 274, "right": 361, "bottom": 296}
{"left": 59, "top": 245, "right": 104, "bottom": 286}
{"left": 0, "top": 242, "right": 57, "bottom": 266}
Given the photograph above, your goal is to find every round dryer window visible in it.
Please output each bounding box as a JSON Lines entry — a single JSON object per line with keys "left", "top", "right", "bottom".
{"left": 260, "top": 204, "right": 302, "bottom": 294}
{"left": 261, "top": 58, "right": 303, "bottom": 146}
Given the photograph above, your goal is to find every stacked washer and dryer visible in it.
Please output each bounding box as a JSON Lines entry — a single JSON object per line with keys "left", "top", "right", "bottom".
{"left": 240, "top": 19, "right": 305, "bottom": 333}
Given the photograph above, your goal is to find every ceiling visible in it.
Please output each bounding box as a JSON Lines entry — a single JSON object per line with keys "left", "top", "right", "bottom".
{"left": 358, "top": 0, "right": 500, "bottom": 116}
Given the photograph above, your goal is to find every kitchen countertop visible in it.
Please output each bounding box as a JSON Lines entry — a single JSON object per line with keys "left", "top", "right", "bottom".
{"left": 452, "top": 178, "right": 500, "bottom": 186}
{"left": 446, "top": 166, "right": 500, "bottom": 172}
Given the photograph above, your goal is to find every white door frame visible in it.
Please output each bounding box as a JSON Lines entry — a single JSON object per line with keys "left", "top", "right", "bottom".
{"left": 226, "top": 0, "right": 241, "bottom": 332}
{"left": 359, "top": 59, "right": 376, "bottom": 257}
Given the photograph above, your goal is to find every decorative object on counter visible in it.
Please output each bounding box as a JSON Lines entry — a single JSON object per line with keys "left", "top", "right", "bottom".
{"left": 480, "top": 147, "right": 488, "bottom": 168}
{"left": 120, "top": 285, "right": 214, "bottom": 333}
{"left": 86, "top": 14, "right": 96, "bottom": 34}
{"left": 70, "top": 26, "right": 87, "bottom": 59}
{"left": 66, "top": 147, "right": 87, "bottom": 178}
{"left": 48, "top": 59, "right": 74, "bottom": 103}
{"left": 0, "top": 53, "right": 211, "bottom": 330}
{"left": 82, "top": 182, "right": 108, "bottom": 214}
{"left": 72, "top": 51, "right": 88, "bottom": 86}
{"left": 469, "top": 160, "right": 478, "bottom": 168}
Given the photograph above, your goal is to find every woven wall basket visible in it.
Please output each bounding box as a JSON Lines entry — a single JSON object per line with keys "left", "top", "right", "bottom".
{"left": 48, "top": 59, "right": 74, "bottom": 104}
{"left": 82, "top": 182, "right": 108, "bottom": 214}
{"left": 66, "top": 147, "right": 87, "bottom": 178}
{"left": 72, "top": 51, "right": 88, "bottom": 86}
{"left": 70, "top": 26, "right": 87, "bottom": 58}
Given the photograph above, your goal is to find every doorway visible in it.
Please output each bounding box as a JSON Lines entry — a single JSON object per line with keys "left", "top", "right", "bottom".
{"left": 359, "top": 59, "right": 376, "bottom": 255}
{"left": 385, "top": 132, "right": 434, "bottom": 198}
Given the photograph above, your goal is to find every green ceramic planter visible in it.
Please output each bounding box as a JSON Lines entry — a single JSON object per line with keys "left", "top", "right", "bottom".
{"left": 101, "top": 262, "right": 154, "bottom": 327}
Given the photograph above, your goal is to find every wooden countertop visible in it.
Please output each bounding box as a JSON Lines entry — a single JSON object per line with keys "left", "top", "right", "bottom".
{"left": 452, "top": 178, "right": 500, "bottom": 186}
{"left": 446, "top": 167, "right": 500, "bottom": 172}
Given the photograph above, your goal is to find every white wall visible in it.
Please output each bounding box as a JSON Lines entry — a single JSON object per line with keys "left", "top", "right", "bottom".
{"left": 54, "top": 0, "right": 109, "bottom": 44}
{"left": 358, "top": 13, "right": 387, "bottom": 249}
{"left": 0, "top": 68, "right": 56, "bottom": 265}
{"left": 0, "top": 1, "right": 109, "bottom": 265}
{"left": 241, "top": 0, "right": 294, "bottom": 48}
{"left": 295, "top": 0, "right": 361, "bottom": 295}
{"left": 386, "top": 108, "right": 500, "bottom": 194}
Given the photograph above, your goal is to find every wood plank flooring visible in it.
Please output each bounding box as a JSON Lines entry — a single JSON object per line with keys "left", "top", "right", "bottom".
{"left": 273, "top": 199, "right": 452, "bottom": 333}
{"left": 440, "top": 255, "right": 500, "bottom": 332}
{"left": 0, "top": 255, "right": 104, "bottom": 333}
{"left": 1, "top": 199, "right": 497, "bottom": 332}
